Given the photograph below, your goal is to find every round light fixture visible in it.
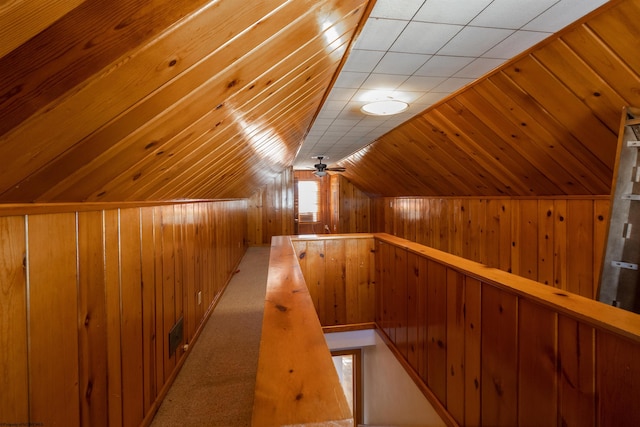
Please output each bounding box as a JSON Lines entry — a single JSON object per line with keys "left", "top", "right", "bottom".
{"left": 361, "top": 99, "right": 408, "bottom": 116}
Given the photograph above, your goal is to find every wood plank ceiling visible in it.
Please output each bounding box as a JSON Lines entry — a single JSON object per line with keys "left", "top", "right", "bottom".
{"left": 337, "top": 0, "right": 640, "bottom": 197}
{"left": 0, "top": 0, "right": 639, "bottom": 202}
{"left": 0, "top": 0, "right": 371, "bottom": 202}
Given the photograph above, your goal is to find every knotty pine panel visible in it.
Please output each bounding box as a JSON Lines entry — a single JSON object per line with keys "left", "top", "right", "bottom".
{"left": 247, "top": 167, "right": 294, "bottom": 246}
{"left": 374, "top": 234, "right": 640, "bottom": 427}
{"left": 0, "top": 216, "right": 28, "bottom": 423}
{"left": 0, "top": 200, "right": 246, "bottom": 427}
{"left": 375, "top": 197, "right": 608, "bottom": 299}
{"left": 292, "top": 236, "right": 375, "bottom": 327}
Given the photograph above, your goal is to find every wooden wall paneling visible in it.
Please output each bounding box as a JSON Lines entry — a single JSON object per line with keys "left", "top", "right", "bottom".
{"left": 358, "top": 237, "right": 376, "bottom": 322}
{"left": 472, "top": 77, "right": 611, "bottom": 195}
{"left": 161, "top": 205, "right": 177, "bottom": 380}
{"left": 553, "top": 200, "right": 568, "bottom": 291}
{"left": 566, "top": 200, "right": 594, "bottom": 298}
{"left": 446, "top": 269, "right": 465, "bottom": 425}
{"left": 557, "top": 315, "right": 595, "bottom": 427}
{"left": 417, "top": 256, "right": 429, "bottom": 384}
{"left": 458, "top": 90, "right": 581, "bottom": 195}
{"left": 344, "top": 239, "right": 359, "bottom": 323}
{"left": 119, "top": 208, "right": 144, "bottom": 426}
{"left": 180, "top": 205, "right": 194, "bottom": 348}
{"left": 0, "top": 216, "right": 28, "bottom": 423}
{"left": 406, "top": 252, "right": 420, "bottom": 371}
{"left": 426, "top": 260, "right": 447, "bottom": 404}
{"left": 140, "top": 206, "right": 158, "bottom": 412}
{"left": 593, "top": 199, "right": 609, "bottom": 298}
{"left": 153, "top": 206, "right": 166, "bottom": 390}
{"left": 588, "top": 0, "right": 640, "bottom": 75}
{"left": 596, "top": 331, "right": 640, "bottom": 426}
{"left": 77, "top": 210, "right": 108, "bottom": 427}
{"left": 173, "top": 206, "right": 185, "bottom": 366}
{"left": 481, "top": 284, "right": 518, "bottom": 427}
{"left": 325, "top": 239, "right": 347, "bottom": 326}
{"left": 518, "top": 200, "right": 539, "bottom": 280}
{"left": 471, "top": 199, "right": 486, "bottom": 264}
{"left": 0, "top": 0, "right": 86, "bottom": 59}
{"left": 484, "top": 199, "right": 501, "bottom": 269}
{"left": 304, "top": 240, "right": 326, "bottom": 323}
{"left": 27, "top": 213, "right": 80, "bottom": 426}
{"left": 380, "top": 240, "right": 393, "bottom": 337}
{"left": 563, "top": 21, "right": 640, "bottom": 109}
{"left": 104, "top": 210, "right": 123, "bottom": 427}
{"left": 432, "top": 103, "right": 543, "bottom": 196}
{"left": 538, "top": 199, "right": 555, "bottom": 286}
{"left": 451, "top": 199, "right": 464, "bottom": 258}
{"left": 532, "top": 40, "right": 625, "bottom": 134}
{"left": 393, "top": 246, "right": 409, "bottom": 359}
{"left": 501, "top": 58, "right": 617, "bottom": 168}
{"left": 517, "top": 299, "right": 558, "bottom": 426}
{"left": 464, "top": 277, "right": 482, "bottom": 427}
{"left": 486, "top": 72, "right": 612, "bottom": 190}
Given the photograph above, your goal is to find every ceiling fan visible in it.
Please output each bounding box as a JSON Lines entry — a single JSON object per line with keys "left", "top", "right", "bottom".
{"left": 311, "top": 156, "right": 345, "bottom": 177}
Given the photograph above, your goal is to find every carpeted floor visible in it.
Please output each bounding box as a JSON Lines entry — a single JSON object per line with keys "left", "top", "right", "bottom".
{"left": 150, "top": 246, "right": 270, "bottom": 427}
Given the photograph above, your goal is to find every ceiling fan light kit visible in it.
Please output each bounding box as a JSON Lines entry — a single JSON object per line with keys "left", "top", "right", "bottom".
{"left": 311, "top": 156, "right": 345, "bottom": 177}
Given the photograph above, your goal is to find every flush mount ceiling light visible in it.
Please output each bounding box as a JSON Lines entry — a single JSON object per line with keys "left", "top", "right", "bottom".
{"left": 361, "top": 99, "right": 408, "bottom": 116}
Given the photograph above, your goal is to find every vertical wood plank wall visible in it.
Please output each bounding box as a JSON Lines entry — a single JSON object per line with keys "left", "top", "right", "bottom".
{"left": 0, "top": 200, "right": 247, "bottom": 427}
{"left": 330, "top": 174, "right": 371, "bottom": 234}
{"left": 292, "top": 236, "right": 375, "bottom": 327}
{"left": 372, "top": 197, "right": 610, "bottom": 299}
{"left": 374, "top": 234, "right": 640, "bottom": 427}
{"left": 247, "top": 167, "right": 294, "bottom": 245}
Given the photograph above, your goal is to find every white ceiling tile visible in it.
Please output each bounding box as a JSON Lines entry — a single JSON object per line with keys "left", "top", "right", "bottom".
{"left": 323, "top": 100, "right": 348, "bottom": 111}
{"left": 370, "top": 0, "right": 427, "bottom": 20}
{"left": 470, "top": 0, "right": 558, "bottom": 29}
{"left": 342, "top": 49, "right": 385, "bottom": 72}
{"left": 414, "top": 0, "right": 493, "bottom": 25}
{"left": 391, "top": 21, "right": 463, "bottom": 54}
{"left": 454, "top": 57, "right": 505, "bottom": 78}
{"left": 434, "top": 77, "right": 475, "bottom": 92}
{"left": 438, "top": 27, "right": 514, "bottom": 56}
{"left": 333, "top": 71, "right": 369, "bottom": 89}
{"left": 352, "top": 18, "right": 407, "bottom": 51}
{"left": 374, "top": 52, "right": 431, "bottom": 75}
{"left": 415, "top": 55, "right": 475, "bottom": 77}
{"left": 361, "top": 73, "right": 409, "bottom": 90}
{"left": 483, "top": 30, "right": 550, "bottom": 59}
{"left": 397, "top": 75, "right": 446, "bottom": 92}
{"left": 523, "top": 0, "right": 609, "bottom": 32}
{"left": 327, "top": 87, "right": 357, "bottom": 101}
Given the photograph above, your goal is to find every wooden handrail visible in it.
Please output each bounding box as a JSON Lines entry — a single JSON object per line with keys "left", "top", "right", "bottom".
{"left": 375, "top": 233, "right": 640, "bottom": 343}
{"left": 252, "top": 235, "right": 353, "bottom": 426}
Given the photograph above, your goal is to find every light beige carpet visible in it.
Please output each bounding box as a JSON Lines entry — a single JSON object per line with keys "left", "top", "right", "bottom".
{"left": 151, "top": 246, "right": 270, "bottom": 427}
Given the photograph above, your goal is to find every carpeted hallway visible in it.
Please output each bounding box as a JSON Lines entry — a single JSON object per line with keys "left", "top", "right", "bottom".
{"left": 150, "top": 246, "right": 270, "bottom": 427}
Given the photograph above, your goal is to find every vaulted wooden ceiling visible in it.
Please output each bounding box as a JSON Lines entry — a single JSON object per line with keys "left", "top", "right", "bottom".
{"left": 338, "top": 0, "right": 640, "bottom": 197}
{"left": 0, "top": 0, "right": 371, "bottom": 202}
{"left": 0, "top": 0, "right": 638, "bottom": 202}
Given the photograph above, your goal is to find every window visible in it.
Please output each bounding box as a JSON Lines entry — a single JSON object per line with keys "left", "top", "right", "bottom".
{"left": 297, "top": 180, "right": 320, "bottom": 223}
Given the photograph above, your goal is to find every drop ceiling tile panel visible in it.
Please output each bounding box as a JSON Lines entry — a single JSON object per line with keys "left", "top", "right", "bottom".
{"left": 327, "top": 87, "right": 358, "bottom": 101}
{"left": 470, "top": 0, "right": 558, "bottom": 29}
{"left": 361, "top": 73, "right": 410, "bottom": 90}
{"left": 397, "top": 75, "right": 447, "bottom": 91}
{"left": 483, "top": 30, "right": 551, "bottom": 59}
{"left": 414, "top": 0, "right": 493, "bottom": 25}
{"left": 370, "top": 0, "right": 427, "bottom": 20}
{"left": 391, "top": 21, "right": 463, "bottom": 54}
{"left": 434, "top": 77, "right": 475, "bottom": 93}
{"left": 373, "top": 52, "right": 431, "bottom": 75}
{"left": 454, "top": 57, "right": 505, "bottom": 78}
{"left": 438, "top": 26, "right": 514, "bottom": 56}
{"left": 523, "top": 0, "right": 609, "bottom": 32}
{"left": 342, "top": 49, "right": 386, "bottom": 72}
{"left": 352, "top": 18, "right": 407, "bottom": 51}
{"left": 333, "top": 71, "right": 370, "bottom": 88}
{"left": 415, "top": 55, "right": 475, "bottom": 77}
